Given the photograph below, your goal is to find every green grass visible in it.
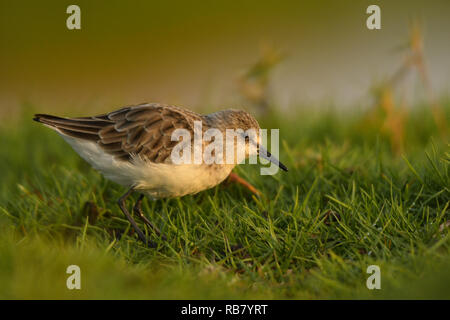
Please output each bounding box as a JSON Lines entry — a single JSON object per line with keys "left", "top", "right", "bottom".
{"left": 0, "top": 103, "right": 449, "bottom": 299}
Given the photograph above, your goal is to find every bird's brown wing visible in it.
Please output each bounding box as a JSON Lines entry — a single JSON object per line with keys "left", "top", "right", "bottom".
{"left": 34, "top": 103, "right": 202, "bottom": 163}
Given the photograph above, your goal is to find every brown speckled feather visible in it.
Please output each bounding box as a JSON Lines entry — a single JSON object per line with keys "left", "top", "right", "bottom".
{"left": 34, "top": 103, "right": 204, "bottom": 163}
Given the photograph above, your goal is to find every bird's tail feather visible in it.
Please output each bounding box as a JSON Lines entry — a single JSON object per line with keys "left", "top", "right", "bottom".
{"left": 33, "top": 114, "right": 107, "bottom": 141}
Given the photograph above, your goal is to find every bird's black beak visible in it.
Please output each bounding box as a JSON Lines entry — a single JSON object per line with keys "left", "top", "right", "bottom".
{"left": 258, "top": 145, "right": 288, "bottom": 172}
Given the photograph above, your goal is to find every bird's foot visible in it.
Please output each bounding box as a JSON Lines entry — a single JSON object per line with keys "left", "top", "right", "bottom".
{"left": 133, "top": 194, "right": 167, "bottom": 241}
{"left": 226, "top": 172, "right": 261, "bottom": 196}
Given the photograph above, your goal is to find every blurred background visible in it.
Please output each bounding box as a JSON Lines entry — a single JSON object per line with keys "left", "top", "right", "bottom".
{"left": 1, "top": 0, "right": 449, "bottom": 118}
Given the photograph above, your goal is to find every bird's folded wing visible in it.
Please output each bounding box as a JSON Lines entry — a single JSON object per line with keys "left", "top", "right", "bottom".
{"left": 35, "top": 103, "right": 202, "bottom": 163}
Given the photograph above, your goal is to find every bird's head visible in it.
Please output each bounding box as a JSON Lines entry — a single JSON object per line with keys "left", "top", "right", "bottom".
{"left": 204, "top": 109, "right": 288, "bottom": 171}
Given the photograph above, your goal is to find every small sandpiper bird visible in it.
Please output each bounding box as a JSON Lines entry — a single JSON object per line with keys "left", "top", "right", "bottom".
{"left": 33, "top": 103, "right": 287, "bottom": 246}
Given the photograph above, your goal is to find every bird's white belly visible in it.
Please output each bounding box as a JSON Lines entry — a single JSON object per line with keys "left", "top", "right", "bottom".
{"left": 61, "top": 134, "right": 234, "bottom": 198}
{"left": 134, "top": 161, "right": 234, "bottom": 198}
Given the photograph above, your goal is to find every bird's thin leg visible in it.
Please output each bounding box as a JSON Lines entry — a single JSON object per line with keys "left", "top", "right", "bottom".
{"left": 226, "top": 172, "right": 261, "bottom": 196}
{"left": 117, "top": 187, "right": 155, "bottom": 247}
{"left": 133, "top": 194, "right": 167, "bottom": 241}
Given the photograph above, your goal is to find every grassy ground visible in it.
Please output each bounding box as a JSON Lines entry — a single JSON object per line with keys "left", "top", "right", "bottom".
{"left": 0, "top": 103, "right": 449, "bottom": 299}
